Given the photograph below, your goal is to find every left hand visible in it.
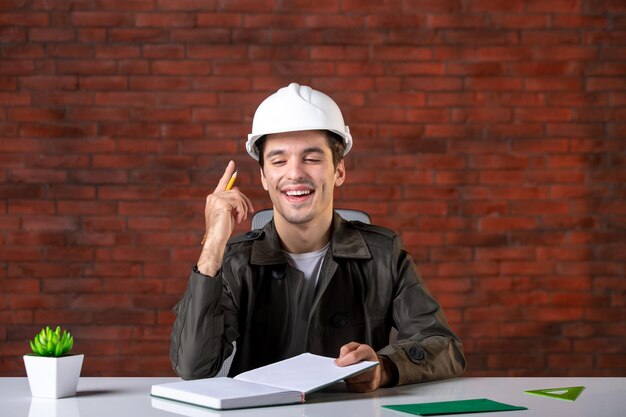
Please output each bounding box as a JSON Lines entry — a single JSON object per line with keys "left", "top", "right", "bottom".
{"left": 334, "top": 342, "right": 390, "bottom": 392}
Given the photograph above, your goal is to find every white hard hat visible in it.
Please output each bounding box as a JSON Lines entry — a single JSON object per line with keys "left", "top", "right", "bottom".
{"left": 246, "top": 83, "right": 352, "bottom": 160}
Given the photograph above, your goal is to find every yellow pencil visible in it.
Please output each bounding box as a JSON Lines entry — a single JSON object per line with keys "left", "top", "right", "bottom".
{"left": 201, "top": 171, "right": 238, "bottom": 245}
{"left": 225, "top": 171, "right": 237, "bottom": 191}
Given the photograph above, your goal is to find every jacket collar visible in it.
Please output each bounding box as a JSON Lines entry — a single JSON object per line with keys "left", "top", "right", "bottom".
{"left": 250, "top": 212, "right": 372, "bottom": 265}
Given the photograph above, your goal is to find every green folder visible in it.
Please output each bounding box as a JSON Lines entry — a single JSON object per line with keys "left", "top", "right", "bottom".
{"left": 383, "top": 398, "right": 527, "bottom": 415}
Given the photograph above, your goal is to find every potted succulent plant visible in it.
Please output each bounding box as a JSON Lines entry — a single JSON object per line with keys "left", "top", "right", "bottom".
{"left": 23, "top": 326, "right": 84, "bottom": 399}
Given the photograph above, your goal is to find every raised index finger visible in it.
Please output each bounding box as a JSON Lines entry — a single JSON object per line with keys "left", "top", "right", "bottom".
{"left": 213, "top": 160, "right": 236, "bottom": 193}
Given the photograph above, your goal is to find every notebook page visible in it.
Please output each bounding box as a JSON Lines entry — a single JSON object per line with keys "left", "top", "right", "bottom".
{"left": 234, "top": 353, "right": 378, "bottom": 394}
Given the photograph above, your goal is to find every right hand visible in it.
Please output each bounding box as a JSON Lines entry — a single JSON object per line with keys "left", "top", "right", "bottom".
{"left": 197, "top": 161, "right": 254, "bottom": 276}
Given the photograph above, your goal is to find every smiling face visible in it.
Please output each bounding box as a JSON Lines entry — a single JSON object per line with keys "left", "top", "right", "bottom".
{"left": 260, "top": 130, "right": 345, "bottom": 228}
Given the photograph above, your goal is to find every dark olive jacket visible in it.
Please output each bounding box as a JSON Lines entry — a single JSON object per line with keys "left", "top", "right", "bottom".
{"left": 170, "top": 214, "right": 466, "bottom": 385}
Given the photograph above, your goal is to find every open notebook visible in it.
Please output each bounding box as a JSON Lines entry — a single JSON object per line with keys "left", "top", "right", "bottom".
{"left": 151, "top": 353, "right": 378, "bottom": 410}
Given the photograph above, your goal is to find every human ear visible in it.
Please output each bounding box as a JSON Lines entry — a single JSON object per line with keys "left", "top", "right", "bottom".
{"left": 334, "top": 160, "right": 346, "bottom": 187}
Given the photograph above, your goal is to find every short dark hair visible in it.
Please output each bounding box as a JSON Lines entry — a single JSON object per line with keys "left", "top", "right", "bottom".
{"left": 256, "top": 130, "right": 345, "bottom": 169}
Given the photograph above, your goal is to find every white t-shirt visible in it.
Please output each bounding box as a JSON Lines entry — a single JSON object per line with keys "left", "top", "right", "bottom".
{"left": 283, "top": 242, "right": 330, "bottom": 352}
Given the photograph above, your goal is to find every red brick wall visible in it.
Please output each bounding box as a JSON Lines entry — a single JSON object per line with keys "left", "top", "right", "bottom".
{"left": 1, "top": 1, "right": 624, "bottom": 377}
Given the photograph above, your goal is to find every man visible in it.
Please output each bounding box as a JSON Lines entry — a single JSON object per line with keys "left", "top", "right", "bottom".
{"left": 170, "top": 83, "right": 465, "bottom": 392}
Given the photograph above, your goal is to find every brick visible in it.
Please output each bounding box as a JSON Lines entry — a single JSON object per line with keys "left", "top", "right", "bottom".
{"left": 0, "top": 279, "right": 39, "bottom": 293}
{"left": 78, "top": 27, "right": 106, "bottom": 42}
{"left": 0, "top": 76, "right": 17, "bottom": 91}
{"left": 95, "top": 0, "right": 156, "bottom": 10}
{"left": 2, "top": 44, "right": 45, "bottom": 59}
{"left": 547, "top": 123, "right": 605, "bottom": 138}
{"left": 404, "top": 77, "right": 462, "bottom": 92}
{"left": 41, "top": 45, "right": 90, "bottom": 60}
{"left": 22, "top": 216, "right": 79, "bottom": 231}
{"left": 365, "top": 14, "right": 425, "bottom": 29}
{"left": 73, "top": 294, "right": 132, "bottom": 309}
{"left": 29, "top": 28, "right": 76, "bottom": 42}
{"left": 95, "top": 45, "right": 140, "bottom": 59}
{"left": 136, "top": 12, "right": 195, "bottom": 27}
{"left": 304, "top": 46, "right": 366, "bottom": 61}
{"left": 67, "top": 107, "right": 128, "bottom": 121}
{"left": 479, "top": 170, "right": 525, "bottom": 185}
{"left": 339, "top": 0, "right": 403, "bottom": 13}
{"left": 0, "top": 12, "right": 48, "bottom": 26}
{"left": 465, "top": 306, "right": 522, "bottom": 322}
{"left": 527, "top": 307, "right": 584, "bottom": 321}
{"left": 56, "top": 60, "right": 116, "bottom": 75}
{"left": 21, "top": 75, "right": 78, "bottom": 90}
{"left": 0, "top": 25, "right": 26, "bottom": 42}
{"left": 109, "top": 28, "right": 169, "bottom": 42}
{"left": 452, "top": 108, "right": 512, "bottom": 122}
{"left": 8, "top": 168, "right": 67, "bottom": 183}
{"left": 587, "top": 77, "right": 626, "bottom": 91}
{"left": 430, "top": 248, "right": 473, "bottom": 262}
{"left": 502, "top": 261, "right": 555, "bottom": 276}
{"left": 512, "top": 62, "right": 582, "bottom": 77}
{"left": 585, "top": 0, "right": 626, "bottom": 12}
{"left": 480, "top": 217, "right": 537, "bottom": 231}
{"left": 21, "top": 123, "right": 97, "bottom": 138}
{"left": 517, "top": 108, "right": 577, "bottom": 123}
{"left": 0, "top": 92, "right": 30, "bottom": 106}
{"left": 388, "top": 62, "right": 445, "bottom": 75}
{"left": 9, "top": 294, "right": 70, "bottom": 309}
{"left": 402, "top": 231, "right": 445, "bottom": 246}
{"left": 600, "top": 46, "right": 626, "bottom": 60}
{"left": 402, "top": 0, "right": 461, "bottom": 12}
{"left": 71, "top": 11, "right": 134, "bottom": 26}
{"left": 521, "top": 30, "right": 580, "bottom": 45}
{"left": 155, "top": 0, "right": 215, "bottom": 9}
{"left": 510, "top": 201, "right": 569, "bottom": 215}
{"left": 420, "top": 217, "right": 472, "bottom": 231}
{"left": 465, "top": 0, "right": 525, "bottom": 11}
{"left": 438, "top": 261, "right": 498, "bottom": 276}
{"left": 141, "top": 44, "right": 185, "bottom": 59}
{"left": 527, "top": 0, "right": 581, "bottom": 12}
{"left": 427, "top": 14, "right": 486, "bottom": 29}
{"left": 548, "top": 354, "right": 593, "bottom": 369}
{"left": 371, "top": 92, "right": 428, "bottom": 107}
{"left": 215, "top": 0, "right": 273, "bottom": 12}
{"left": 3, "top": 1, "right": 35, "bottom": 15}
{"left": 171, "top": 28, "right": 230, "bottom": 43}
{"left": 511, "top": 139, "right": 569, "bottom": 153}
{"left": 426, "top": 92, "right": 490, "bottom": 106}
{"left": 151, "top": 60, "right": 211, "bottom": 75}
{"left": 7, "top": 199, "right": 56, "bottom": 216}
{"left": 79, "top": 76, "right": 127, "bottom": 90}
{"left": 130, "top": 76, "right": 190, "bottom": 91}
{"left": 444, "top": 30, "right": 518, "bottom": 45}
{"left": 498, "top": 93, "right": 548, "bottom": 107}
{"left": 244, "top": 14, "right": 308, "bottom": 30}
{"left": 598, "top": 354, "right": 626, "bottom": 369}
{"left": 491, "top": 14, "right": 549, "bottom": 29}
{"left": 161, "top": 121, "right": 204, "bottom": 137}
{"left": 530, "top": 170, "right": 586, "bottom": 184}
{"left": 476, "top": 247, "right": 535, "bottom": 261}
{"left": 552, "top": 14, "right": 606, "bottom": 28}
{"left": 0, "top": 310, "right": 33, "bottom": 324}
{"left": 94, "top": 310, "right": 156, "bottom": 325}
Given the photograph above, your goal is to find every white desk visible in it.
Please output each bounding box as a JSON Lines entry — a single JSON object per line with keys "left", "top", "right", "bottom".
{"left": 1, "top": 377, "right": 624, "bottom": 417}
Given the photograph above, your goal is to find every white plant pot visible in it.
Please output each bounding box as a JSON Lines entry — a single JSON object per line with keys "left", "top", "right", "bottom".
{"left": 23, "top": 354, "right": 84, "bottom": 399}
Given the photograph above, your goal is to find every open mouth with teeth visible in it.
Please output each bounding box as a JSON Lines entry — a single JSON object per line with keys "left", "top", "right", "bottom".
{"left": 282, "top": 188, "right": 314, "bottom": 203}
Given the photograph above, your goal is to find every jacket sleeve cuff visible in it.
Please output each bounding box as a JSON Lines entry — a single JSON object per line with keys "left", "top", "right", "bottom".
{"left": 378, "top": 341, "right": 427, "bottom": 386}
{"left": 189, "top": 265, "right": 224, "bottom": 310}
